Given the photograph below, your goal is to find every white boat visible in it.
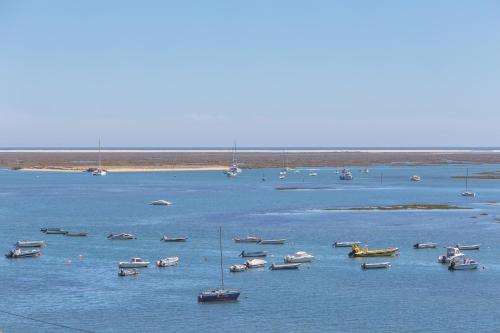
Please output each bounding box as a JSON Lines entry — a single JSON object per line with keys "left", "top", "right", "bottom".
{"left": 245, "top": 258, "right": 267, "bottom": 268}
{"left": 270, "top": 263, "right": 301, "bottom": 270}
{"left": 150, "top": 200, "right": 172, "bottom": 206}
{"left": 223, "top": 142, "right": 242, "bottom": 177}
{"left": 449, "top": 257, "right": 479, "bottom": 270}
{"left": 333, "top": 241, "right": 361, "bottom": 248}
{"left": 5, "top": 248, "right": 41, "bottom": 259}
{"left": 340, "top": 169, "right": 353, "bottom": 180}
{"left": 156, "top": 257, "right": 179, "bottom": 267}
{"left": 456, "top": 244, "right": 480, "bottom": 250}
{"left": 229, "top": 264, "right": 247, "bottom": 272}
{"left": 233, "top": 236, "right": 261, "bottom": 243}
{"left": 15, "top": 240, "right": 45, "bottom": 248}
{"left": 309, "top": 172, "right": 318, "bottom": 176}
{"left": 92, "top": 138, "right": 107, "bottom": 176}
{"left": 279, "top": 174, "right": 286, "bottom": 179}
{"left": 438, "top": 247, "right": 464, "bottom": 263}
{"left": 410, "top": 175, "right": 421, "bottom": 182}
{"left": 65, "top": 232, "right": 88, "bottom": 237}
{"left": 414, "top": 242, "right": 437, "bottom": 249}
{"left": 361, "top": 262, "right": 391, "bottom": 270}
{"left": 108, "top": 233, "right": 135, "bottom": 240}
{"left": 461, "top": 168, "right": 476, "bottom": 197}
{"left": 119, "top": 257, "right": 150, "bottom": 268}
{"left": 284, "top": 251, "right": 314, "bottom": 263}
{"left": 118, "top": 268, "right": 139, "bottom": 276}
{"left": 259, "top": 239, "right": 286, "bottom": 245}
{"left": 161, "top": 236, "right": 187, "bottom": 242}
{"left": 44, "top": 229, "right": 68, "bottom": 235}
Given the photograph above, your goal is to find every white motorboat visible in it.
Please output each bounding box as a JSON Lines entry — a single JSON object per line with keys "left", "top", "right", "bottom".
{"left": 223, "top": 142, "right": 242, "bottom": 177}
{"left": 438, "top": 247, "right": 464, "bottom": 263}
{"left": 150, "top": 200, "right": 172, "bottom": 206}
{"left": 449, "top": 257, "right": 479, "bottom": 270}
{"left": 108, "top": 233, "right": 136, "bottom": 240}
{"left": 233, "top": 236, "right": 261, "bottom": 243}
{"left": 309, "top": 172, "right": 318, "bottom": 176}
{"left": 284, "top": 251, "right": 314, "bottom": 263}
{"left": 118, "top": 268, "right": 139, "bottom": 276}
{"left": 156, "top": 257, "right": 179, "bottom": 267}
{"left": 340, "top": 169, "right": 353, "bottom": 180}
{"left": 456, "top": 244, "right": 480, "bottom": 250}
{"left": 414, "top": 242, "right": 437, "bottom": 249}
{"left": 160, "top": 236, "right": 187, "bottom": 242}
{"left": 15, "top": 240, "right": 45, "bottom": 248}
{"left": 5, "top": 248, "right": 41, "bottom": 259}
{"left": 361, "top": 262, "right": 391, "bottom": 270}
{"left": 119, "top": 257, "right": 150, "bottom": 268}
{"left": 258, "top": 239, "right": 286, "bottom": 245}
{"left": 270, "top": 263, "right": 301, "bottom": 270}
{"left": 333, "top": 241, "right": 361, "bottom": 248}
{"left": 229, "top": 264, "right": 247, "bottom": 272}
{"left": 92, "top": 138, "right": 107, "bottom": 176}
{"left": 461, "top": 168, "right": 476, "bottom": 197}
{"left": 410, "top": 175, "right": 421, "bottom": 182}
{"left": 245, "top": 259, "right": 267, "bottom": 268}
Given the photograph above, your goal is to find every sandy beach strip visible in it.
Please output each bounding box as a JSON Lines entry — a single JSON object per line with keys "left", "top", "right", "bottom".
{"left": 19, "top": 165, "right": 227, "bottom": 173}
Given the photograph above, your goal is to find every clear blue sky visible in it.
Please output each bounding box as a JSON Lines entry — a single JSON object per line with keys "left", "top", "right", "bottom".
{"left": 1, "top": 1, "right": 499, "bottom": 147}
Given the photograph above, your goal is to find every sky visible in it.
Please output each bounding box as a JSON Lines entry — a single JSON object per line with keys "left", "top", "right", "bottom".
{"left": 1, "top": 1, "right": 499, "bottom": 147}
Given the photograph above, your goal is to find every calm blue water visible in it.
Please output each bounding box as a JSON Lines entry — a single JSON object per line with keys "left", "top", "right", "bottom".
{"left": 1, "top": 165, "right": 500, "bottom": 332}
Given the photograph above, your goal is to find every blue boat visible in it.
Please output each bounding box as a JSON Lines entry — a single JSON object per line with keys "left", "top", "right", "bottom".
{"left": 239, "top": 250, "right": 267, "bottom": 257}
{"left": 198, "top": 227, "right": 240, "bottom": 303}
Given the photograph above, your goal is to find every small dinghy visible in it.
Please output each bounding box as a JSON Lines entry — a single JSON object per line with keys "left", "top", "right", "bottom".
{"left": 15, "top": 240, "right": 45, "bottom": 248}
{"left": 245, "top": 259, "right": 267, "bottom": 268}
{"left": 156, "top": 257, "right": 179, "bottom": 267}
{"left": 5, "top": 248, "right": 41, "bottom": 259}
{"left": 150, "top": 200, "right": 172, "bottom": 206}
{"left": 119, "top": 257, "right": 150, "bottom": 268}
{"left": 65, "top": 232, "right": 88, "bottom": 237}
{"left": 333, "top": 241, "right": 361, "bottom": 248}
{"left": 233, "top": 236, "right": 261, "bottom": 243}
{"left": 160, "top": 236, "right": 188, "bottom": 242}
{"left": 270, "top": 263, "right": 301, "bottom": 270}
{"left": 438, "top": 247, "right": 464, "bottom": 263}
{"left": 414, "top": 242, "right": 437, "bottom": 249}
{"left": 456, "top": 244, "right": 480, "bottom": 250}
{"left": 284, "top": 251, "right": 314, "bottom": 263}
{"left": 118, "top": 268, "right": 139, "bottom": 277}
{"left": 361, "top": 262, "right": 391, "bottom": 270}
{"left": 239, "top": 251, "right": 267, "bottom": 257}
{"left": 449, "top": 257, "right": 479, "bottom": 271}
{"left": 41, "top": 228, "right": 66, "bottom": 234}
{"left": 258, "top": 239, "right": 286, "bottom": 245}
{"left": 229, "top": 264, "right": 247, "bottom": 272}
{"left": 108, "top": 233, "right": 136, "bottom": 240}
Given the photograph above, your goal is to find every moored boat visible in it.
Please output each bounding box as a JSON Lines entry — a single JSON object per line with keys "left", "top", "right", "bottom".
{"left": 414, "top": 242, "right": 437, "bottom": 249}
{"left": 65, "top": 232, "right": 88, "bottom": 237}
{"left": 333, "top": 241, "right": 361, "bottom": 248}
{"left": 258, "top": 239, "right": 286, "bottom": 245}
{"left": 15, "top": 240, "right": 45, "bottom": 248}
{"left": 108, "top": 233, "right": 136, "bottom": 240}
{"left": 45, "top": 229, "right": 68, "bottom": 235}
{"left": 270, "top": 263, "right": 300, "bottom": 270}
{"left": 150, "top": 200, "right": 172, "bottom": 206}
{"left": 361, "top": 262, "right": 391, "bottom": 270}
{"left": 41, "top": 228, "right": 64, "bottom": 234}
{"left": 284, "top": 251, "right": 314, "bottom": 263}
{"left": 118, "top": 268, "right": 139, "bottom": 276}
{"left": 229, "top": 264, "right": 248, "bottom": 272}
{"left": 456, "top": 244, "right": 480, "bottom": 250}
{"left": 160, "top": 236, "right": 188, "bottom": 242}
{"left": 449, "top": 257, "right": 479, "bottom": 270}
{"left": 233, "top": 236, "right": 261, "bottom": 243}
{"left": 5, "top": 248, "right": 41, "bottom": 259}
{"left": 410, "top": 175, "right": 421, "bottom": 182}
{"left": 118, "top": 257, "right": 149, "bottom": 268}
{"left": 239, "top": 251, "right": 267, "bottom": 257}
{"left": 438, "top": 247, "right": 464, "bottom": 263}
{"left": 349, "top": 244, "right": 399, "bottom": 257}
{"left": 245, "top": 258, "right": 267, "bottom": 268}
{"left": 340, "top": 168, "right": 353, "bottom": 180}
{"left": 156, "top": 257, "right": 179, "bottom": 267}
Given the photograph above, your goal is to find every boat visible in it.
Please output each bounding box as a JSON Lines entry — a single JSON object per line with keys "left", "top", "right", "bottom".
{"left": 449, "top": 257, "right": 479, "bottom": 270}
{"left": 333, "top": 241, "right": 361, "bottom": 248}
{"left": 410, "top": 175, "right": 421, "bottom": 182}
{"left": 279, "top": 174, "right": 286, "bottom": 179}
{"left": 108, "top": 233, "right": 136, "bottom": 240}
{"left": 456, "top": 244, "right": 480, "bottom": 250}
{"left": 309, "top": 172, "right": 318, "bottom": 176}
{"left": 15, "top": 240, "right": 45, "bottom": 248}
{"left": 245, "top": 258, "right": 267, "bottom": 268}
{"left": 361, "top": 262, "right": 391, "bottom": 270}
{"left": 258, "top": 239, "right": 286, "bottom": 245}
{"left": 229, "top": 264, "right": 247, "bottom": 272}
{"left": 461, "top": 168, "right": 476, "bottom": 197}
{"left": 233, "top": 236, "right": 261, "bottom": 243}
{"left": 118, "top": 257, "right": 150, "bottom": 268}
{"left": 65, "top": 232, "right": 88, "bottom": 237}
{"left": 198, "top": 227, "right": 240, "bottom": 303}
{"left": 45, "top": 229, "right": 67, "bottom": 235}
{"left": 5, "top": 248, "right": 41, "bottom": 258}
{"left": 156, "top": 257, "right": 179, "bottom": 267}
{"left": 150, "top": 200, "right": 172, "bottom": 206}
{"left": 160, "top": 236, "right": 188, "bottom": 242}
{"left": 363, "top": 168, "right": 369, "bottom": 173}
{"left": 348, "top": 244, "right": 399, "bottom": 257}
{"left": 438, "top": 247, "right": 464, "bottom": 263}
{"left": 118, "top": 268, "right": 139, "bottom": 276}
{"left": 239, "top": 250, "right": 267, "bottom": 257}
{"left": 340, "top": 169, "right": 353, "bottom": 180}
{"left": 278, "top": 150, "right": 288, "bottom": 179}
{"left": 270, "top": 263, "right": 301, "bottom": 270}
{"left": 92, "top": 138, "right": 107, "bottom": 176}
{"left": 223, "top": 142, "right": 242, "bottom": 177}
{"left": 414, "top": 242, "right": 437, "bottom": 249}
{"left": 284, "top": 251, "right": 314, "bottom": 263}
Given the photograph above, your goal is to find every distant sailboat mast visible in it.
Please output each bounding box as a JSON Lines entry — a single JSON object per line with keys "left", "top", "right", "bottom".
{"left": 219, "top": 226, "right": 224, "bottom": 290}
{"left": 98, "top": 138, "right": 102, "bottom": 171}
{"left": 465, "top": 168, "right": 469, "bottom": 192}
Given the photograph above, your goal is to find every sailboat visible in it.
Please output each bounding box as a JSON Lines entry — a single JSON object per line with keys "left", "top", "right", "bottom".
{"left": 198, "top": 227, "right": 240, "bottom": 302}
{"left": 92, "top": 138, "right": 107, "bottom": 176}
{"left": 461, "top": 168, "right": 476, "bottom": 197}
{"left": 223, "top": 142, "right": 241, "bottom": 177}
{"left": 279, "top": 150, "right": 288, "bottom": 179}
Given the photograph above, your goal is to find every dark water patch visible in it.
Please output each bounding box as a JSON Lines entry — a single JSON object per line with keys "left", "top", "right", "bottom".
{"left": 321, "top": 204, "right": 469, "bottom": 211}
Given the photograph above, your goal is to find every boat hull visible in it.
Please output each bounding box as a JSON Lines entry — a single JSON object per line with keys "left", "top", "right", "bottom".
{"left": 119, "top": 262, "right": 149, "bottom": 268}
{"left": 414, "top": 243, "right": 437, "bottom": 249}
{"left": 198, "top": 290, "right": 240, "bottom": 302}
{"left": 333, "top": 241, "right": 361, "bottom": 248}
{"left": 361, "top": 262, "right": 391, "bottom": 269}
{"left": 239, "top": 251, "right": 267, "bottom": 257}
{"left": 258, "top": 240, "right": 286, "bottom": 245}
{"left": 15, "top": 241, "right": 44, "bottom": 247}
{"left": 270, "top": 263, "right": 300, "bottom": 270}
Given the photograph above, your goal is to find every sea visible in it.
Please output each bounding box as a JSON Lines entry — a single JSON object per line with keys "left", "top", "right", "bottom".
{"left": 0, "top": 164, "right": 499, "bottom": 332}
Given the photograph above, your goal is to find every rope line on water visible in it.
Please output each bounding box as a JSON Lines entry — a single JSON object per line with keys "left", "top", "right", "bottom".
{"left": 0, "top": 308, "right": 95, "bottom": 333}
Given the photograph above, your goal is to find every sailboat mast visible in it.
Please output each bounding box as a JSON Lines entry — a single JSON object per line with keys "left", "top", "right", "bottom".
{"left": 98, "top": 138, "right": 102, "bottom": 170}
{"left": 219, "top": 226, "right": 224, "bottom": 290}
{"left": 233, "top": 141, "right": 237, "bottom": 166}
{"left": 465, "top": 168, "right": 469, "bottom": 191}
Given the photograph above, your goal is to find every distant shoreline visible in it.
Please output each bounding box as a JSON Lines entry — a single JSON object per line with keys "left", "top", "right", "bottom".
{"left": 2, "top": 149, "right": 500, "bottom": 153}
{"left": 18, "top": 166, "right": 227, "bottom": 173}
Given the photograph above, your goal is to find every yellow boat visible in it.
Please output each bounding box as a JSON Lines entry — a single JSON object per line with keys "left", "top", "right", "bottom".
{"left": 348, "top": 244, "right": 399, "bottom": 257}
